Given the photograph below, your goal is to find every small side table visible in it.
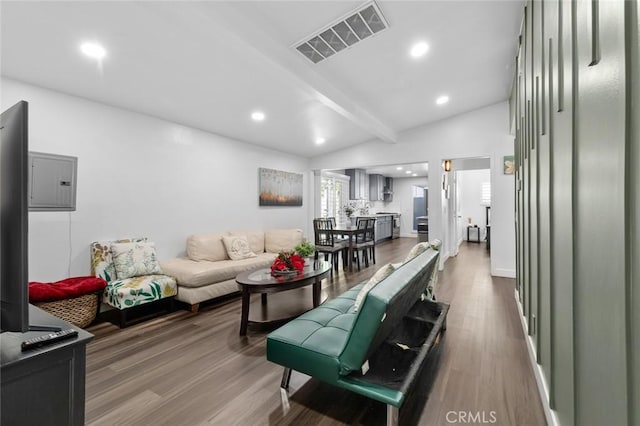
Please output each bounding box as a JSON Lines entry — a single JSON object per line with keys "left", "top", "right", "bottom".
{"left": 466, "top": 225, "right": 481, "bottom": 243}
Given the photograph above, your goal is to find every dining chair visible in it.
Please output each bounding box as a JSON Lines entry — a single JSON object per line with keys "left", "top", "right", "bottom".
{"left": 327, "top": 216, "right": 349, "bottom": 243}
{"left": 364, "top": 218, "right": 376, "bottom": 265}
{"left": 313, "top": 218, "right": 347, "bottom": 272}
{"left": 352, "top": 217, "right": 375, "bottom": 271}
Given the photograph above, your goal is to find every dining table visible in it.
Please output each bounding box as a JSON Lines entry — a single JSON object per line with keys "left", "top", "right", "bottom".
{"left": 330, "top": 225, "right": 362, "bottom": 273}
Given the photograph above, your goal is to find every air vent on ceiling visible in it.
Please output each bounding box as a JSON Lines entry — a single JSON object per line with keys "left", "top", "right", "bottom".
{"left": 294, "top": 1, "right": 388, "bottom": 64}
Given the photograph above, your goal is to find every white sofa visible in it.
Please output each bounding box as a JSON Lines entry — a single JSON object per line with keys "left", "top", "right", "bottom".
{"left": 160, "top": 229, "right": 303, "bottom": 312}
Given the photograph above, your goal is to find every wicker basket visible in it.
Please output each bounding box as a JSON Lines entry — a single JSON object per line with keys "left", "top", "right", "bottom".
{"left": 35, "top": 293, "right": 99, "bottom": 328}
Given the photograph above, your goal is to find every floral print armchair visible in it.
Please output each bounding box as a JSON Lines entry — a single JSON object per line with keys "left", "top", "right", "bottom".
{"left": 91, "top": 237, "right": 177, "bottom": 326}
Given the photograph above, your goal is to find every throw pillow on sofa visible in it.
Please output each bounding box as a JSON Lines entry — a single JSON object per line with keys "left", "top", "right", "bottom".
{"left": 354, "top": 263, "right": 396, "bottom": 311}
{"left": 228, "top": 230, "right": 265, "bottom": 254}
{"left": 222, "top": 235, "right": 257, "bottom": 261}
{"left": 111, "top": 241, "right": 163, "bottom": 280}
{"left": 404, "top": 242, "right": 429, "bottom": 263}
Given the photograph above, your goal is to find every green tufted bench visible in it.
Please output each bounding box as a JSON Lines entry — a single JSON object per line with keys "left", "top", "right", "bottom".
{"left": 266, "top": 247, "right": 448, "bottom": 425}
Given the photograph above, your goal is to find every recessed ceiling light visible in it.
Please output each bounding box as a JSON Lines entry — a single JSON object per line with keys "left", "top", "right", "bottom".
{"left": 436, "top": 95, "right": 450, "bottom": 105}
{"left": 405, "top": 170, "right": 412, "bottom": 174}
{"left": 412, "top": 173, "right": 417, "bottom": 177}
{"left": 316, "top": 137, "right": 326, "bottom": 145}
{"left": 410, "top": 42, "right": 429, "bottom": 58}
{"left": 80, "top": 42, "right": 106, "bottom": 60}
{"left": 251, "top": 111, "right": 265, "bottom": 121}
{"left": 396, "top": 166, "right": 403, "bottom": 170}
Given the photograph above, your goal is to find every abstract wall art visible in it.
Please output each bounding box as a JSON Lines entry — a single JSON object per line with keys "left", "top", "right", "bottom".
{"left": 259, "top": 167, "right": 303, "bottom": 206}
{"left": 503, "top": 155, "right": 515, "bottom": 175}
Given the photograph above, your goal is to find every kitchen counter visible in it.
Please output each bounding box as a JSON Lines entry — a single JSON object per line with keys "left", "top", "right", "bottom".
{"left": 352, "top": 214, "right": 398, "bottom": 241}
{"left": 353, "top": 213, "right": 399, "bottom": 218}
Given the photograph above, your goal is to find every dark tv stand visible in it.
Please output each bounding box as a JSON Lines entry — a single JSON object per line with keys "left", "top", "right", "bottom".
{"left": 1, "top": 305, "right": 93, "bottom": 425}
{"left": 29, "top": 324, "right": 62, "bottom": 332}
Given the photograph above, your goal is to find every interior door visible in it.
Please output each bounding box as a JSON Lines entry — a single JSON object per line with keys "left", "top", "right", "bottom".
{"left": 451, "top": 171, "right": 461, "bottom": 256}
{"left": 447, "top": 172, "right": 457, "bottom": 258}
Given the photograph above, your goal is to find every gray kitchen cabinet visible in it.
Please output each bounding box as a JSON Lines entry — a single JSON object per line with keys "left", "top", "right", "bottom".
{"left": 384, "top": 217, "right": 392, "bottom": 239}
{"left": 375, "top": 215, "right": 392, "bottom": 241}
{"left": 375, "top": 219, "right": 384, "bottom": 241}
{"left": 369, "top": 174, "right": 385, "bottom": 201}
{"left": 361, "top": 172, "right": 368, "bottom": 200}
{"left": 346, "top": 169, "right": 369, "bottom": 200}
{"left": 383, "top": 177, "right": 394, "bottom": 202}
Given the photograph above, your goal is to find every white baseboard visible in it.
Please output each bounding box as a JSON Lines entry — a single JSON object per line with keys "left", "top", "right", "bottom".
{"left": 439, "top": 252, "right": 449, "bottom": 270}
{"left": 514, "top": 290, "right": 560, "bottom": 426}
{"left": 400, "top": 232, "right": 418, "bottom": 238}
{"left": 492, "top": 268, "right": 516, "bottom": 278}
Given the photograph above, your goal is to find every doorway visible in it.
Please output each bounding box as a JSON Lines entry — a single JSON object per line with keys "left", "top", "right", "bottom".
{"left": 317, "top": 162, "right": 429, "bottom": 238}
{"left": 441, "top": 157, "right": 490, "bottom": 259}
{"left": 411, "top": 185, "right": 427, "bottom": 231}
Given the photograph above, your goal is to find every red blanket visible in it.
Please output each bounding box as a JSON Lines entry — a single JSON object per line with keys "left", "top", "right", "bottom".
{"left": 29, "top": 276, "right": 107, "bottom": 302}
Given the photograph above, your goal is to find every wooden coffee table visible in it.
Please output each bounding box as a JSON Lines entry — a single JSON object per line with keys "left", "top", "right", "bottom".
{"left": 235, "top": 260, "right": 331, "bottom": 336}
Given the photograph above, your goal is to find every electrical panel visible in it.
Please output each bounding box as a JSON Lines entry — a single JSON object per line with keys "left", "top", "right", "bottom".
{"left": 28, "top": 152, "right": 77, "bottom": 211}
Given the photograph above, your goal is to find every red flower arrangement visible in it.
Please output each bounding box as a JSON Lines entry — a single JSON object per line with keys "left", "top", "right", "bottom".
{"left": 270, "top": 250, "right": 305, "bottom": 275}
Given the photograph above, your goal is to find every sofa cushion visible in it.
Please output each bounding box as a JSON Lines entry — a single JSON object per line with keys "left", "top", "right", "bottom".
{"left": 339, "top": 249, "right": 440, "bottom": 375}
{"left": 353, "top": 263, "right": 396, "bottom": 311}
{"left": 265, "top": 229, "right": 303, "bottom": 253}
{"left": 222, "top": 235, "right": 257, "bottom": 260}
{"left": 404, "top": 242, "right": 429, "bottom": 263}
{"left": 103, "top": 274, "right": 177, "bottom": 310}
{"left": 91, "top": 238, "right": 147, "bottom": 282}
{"left": 228, "top": 230, "right": 265, "bottom": 254}
{"left": 187, "top": 233, "right": 229, "bottom": 262}
{"left": 267, "top": 284, "right": 362, "bottom": 384}
{"left": 111, "top": 241, "right": 163, "bottom": 280}
{"left": 29, "top": 276, "right": 108, "bottom": 303}
{"left": 160, "top": 253, "right": 276, "bottom": 288}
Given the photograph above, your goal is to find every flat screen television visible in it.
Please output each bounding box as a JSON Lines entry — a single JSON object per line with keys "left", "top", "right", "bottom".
{"left": 0, "top": 101, "right": 30, "bottom": 333}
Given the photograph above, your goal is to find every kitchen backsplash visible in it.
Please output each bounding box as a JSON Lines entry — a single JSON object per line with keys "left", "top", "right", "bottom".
{"left": 348, "top": 200, "right": 404, "bottom": 215}
{"left": 347, "top": 199, "right": 371, "bottom": 215}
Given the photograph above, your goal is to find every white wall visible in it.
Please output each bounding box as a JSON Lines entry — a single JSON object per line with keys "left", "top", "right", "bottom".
{"left": 457, "top": 169, "right": 490, "bottom": 240}
{"left": 2, "top": 78, "right": 311, "bottom": 281}
{"left": 490, "top": 140, "right": 516, "bottom": 278}
{"left": 4, "top": 79, "right": 515, "bottom": 280}
{"left": 310, "top": 102, "right": 516, "bottom": 277}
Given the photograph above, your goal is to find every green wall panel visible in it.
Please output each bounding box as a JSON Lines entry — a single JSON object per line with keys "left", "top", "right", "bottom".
{"left": 549, "top": 1, "right": 576, "bottom": 424}
{"left": 536, "top": 0, "right": 553, "bottom": 383}
{"left": 574, "top": 1, "right": 628, "bottom": 424}
{"left": 514, "top": 1, "right": 637, "bottom": 425}
{"left": 527, "top": 0, "right": 540, "bottom": 346}
{"left": 629, "top": 2, "right": 640, "bottom": 424}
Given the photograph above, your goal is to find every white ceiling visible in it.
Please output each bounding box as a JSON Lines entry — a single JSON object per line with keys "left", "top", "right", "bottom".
{"left": 325, "top": 162, "right": 428, "bottom": 179}
{"left": 0, "top": 1, "right": 524, "bottom": 158}
{"left": 364, "top": 162, "right": 429, "bottom": 178}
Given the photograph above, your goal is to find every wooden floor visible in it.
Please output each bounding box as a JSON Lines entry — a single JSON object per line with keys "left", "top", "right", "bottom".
{"left": 85, "top": 238, "right": 546, "bottom": 425}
